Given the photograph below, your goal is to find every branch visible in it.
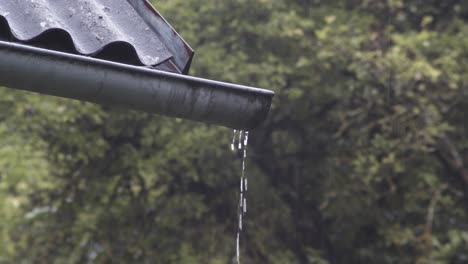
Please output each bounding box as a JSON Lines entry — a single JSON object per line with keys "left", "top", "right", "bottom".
{"left": 423, "top": 184, "right": 447, "bottom": 263}
{"left": 437, "top": 134, "right": 468, "bottom": 186}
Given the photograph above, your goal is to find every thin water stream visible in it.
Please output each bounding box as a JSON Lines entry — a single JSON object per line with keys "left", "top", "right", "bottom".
{"left": 231, "top": 129, "right": 249, "bottom": 264}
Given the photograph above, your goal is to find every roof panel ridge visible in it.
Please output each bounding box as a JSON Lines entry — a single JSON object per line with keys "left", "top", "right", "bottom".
{"left": 0, "top": 0, "right": 193, "bottom": 72}
{"left": 0, "top": 0, "right": 60, "bottom": 40}
{"left": 87, "top": 0, "right": 172, "bottom": 65}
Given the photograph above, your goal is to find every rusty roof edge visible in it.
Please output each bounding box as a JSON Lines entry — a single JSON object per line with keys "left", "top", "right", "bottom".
{"left": 127, "top": 0, "right": 194, "bottom": 74}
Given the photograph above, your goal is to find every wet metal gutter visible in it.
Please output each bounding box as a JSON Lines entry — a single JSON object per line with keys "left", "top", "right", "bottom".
{"left": 0, "top": 41, "right": 273, "bottom": 129}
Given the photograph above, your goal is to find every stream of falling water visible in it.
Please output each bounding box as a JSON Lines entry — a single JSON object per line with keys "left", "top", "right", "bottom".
{"left": 231, "top": 129, "right": 249, "bottom": 264}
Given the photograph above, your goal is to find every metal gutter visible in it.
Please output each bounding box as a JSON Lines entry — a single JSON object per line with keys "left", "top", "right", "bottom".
{"left": 0, "top": 41, "right": 274, "bottom": 129}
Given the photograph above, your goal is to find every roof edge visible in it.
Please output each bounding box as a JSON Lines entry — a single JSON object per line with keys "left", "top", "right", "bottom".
{"left": 126, "top": 0, "right": 194, "bottom": 74}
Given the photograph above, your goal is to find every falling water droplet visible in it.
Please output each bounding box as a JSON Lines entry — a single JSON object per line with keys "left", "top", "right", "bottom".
{"left": 239, "top": 213, "right": 243, "bottom": 230}
{"left": 242, "top": 158, "right": 245, "bottom": 175}
{"left": 231, "top": 130, "right": 237, "bottom": 151}
{"left": 242, "top": 132, "right": 248, "bottom": 177}
{"left": 238, "top": 130, "right": 243, "bottom": 150}
{"left": 240, "top": 178, "right": 243, "bottom": 192}
{"left": 245, "top": 178, "right": 248, "bottom": 191}
{"left": 244, "top": 198, "right": 247, "bottom": 213}
{"left": 236, "top": 232, "right": 240, "bottom": 263}
{"left": 240, "top": 192, "right": 243, "bottom": 208}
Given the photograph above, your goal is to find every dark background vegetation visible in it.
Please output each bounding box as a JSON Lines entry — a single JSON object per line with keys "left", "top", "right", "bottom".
{"left": 1, "top": 0, "right": 468, "bottom": 263}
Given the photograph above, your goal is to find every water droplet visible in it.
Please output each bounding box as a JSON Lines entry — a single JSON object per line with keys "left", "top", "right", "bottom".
{"left": 143, "top": 55, "right": 160, "bottom": 65}
{"left": 239, "top": 213, "right": 242, "bottom": 230}
{"left": 231, "top": 130, "right": 237, "bottom": 151}
{"left": 244, "top": 198, "right": 247, "bottom": 213}
{"left": 245, "top": 178, "right": 248, "bottom": 191}
{"left": 238, "top": 130, "right": 243, "bottom": 149}
{"left": 240, "top": 178, "right": 243, "bottom": 192}
{"left": 240, "top": 192, "right": 243, "bottom": 208}
{"left": 242, "top": 158, "right": 245, "bottom": 174}
{"left": 236, "top": 232, "right": 240, "bottom": 263}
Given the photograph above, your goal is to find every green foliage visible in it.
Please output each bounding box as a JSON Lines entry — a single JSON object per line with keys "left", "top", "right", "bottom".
{"left": 1, "top": 0, "right": 468, "bottom": 263}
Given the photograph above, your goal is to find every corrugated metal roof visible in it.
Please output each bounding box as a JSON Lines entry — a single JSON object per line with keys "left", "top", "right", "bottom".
{"left": 0, "top": 0, "right": 193, "bottom": 74}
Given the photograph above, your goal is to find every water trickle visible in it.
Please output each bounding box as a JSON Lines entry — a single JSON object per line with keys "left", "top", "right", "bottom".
{"left": 231, "top": 129, "right": 249, "bottom": 264}
{"left": 242, "top": 132, "right": 249, "bottom": 176}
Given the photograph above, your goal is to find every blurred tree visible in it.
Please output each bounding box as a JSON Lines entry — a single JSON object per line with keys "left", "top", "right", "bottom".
{"left": 0, "top": 0, "right": 467, "bottom": 263}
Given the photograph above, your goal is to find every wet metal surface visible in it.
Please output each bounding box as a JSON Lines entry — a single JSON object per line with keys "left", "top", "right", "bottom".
{"left": 0, "top": 0, "right": 193, "bottom": 73}
{"left": 0, "top": 41, "right": 274, "bottom": 129}
{"left": 0, "top": 1, "right": 274, "bottom": 128}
